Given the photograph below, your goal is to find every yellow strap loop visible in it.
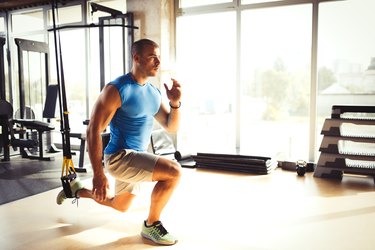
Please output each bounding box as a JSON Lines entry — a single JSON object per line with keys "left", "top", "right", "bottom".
{"left": 61, "top": 157, "right": 76, "bottom": 177}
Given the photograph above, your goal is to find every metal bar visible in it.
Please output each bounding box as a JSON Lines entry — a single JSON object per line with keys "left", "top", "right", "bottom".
{"left": 14, "top": 38, "right": 49, "bottom": 53}
{"left": 99, "top": 18, "right": 105, "bottom": 90}
{"left": 309, "top": 1, "right": 319, "bottom": 162}
{"left": 126, "top": 13, "right": 134, "bottom": 72}
{"left": 15, "top": 40, "right": 25, "bottom": 119}
{"left": 47, "top": 23, "right": 138, "bottom": 32}
{"left": 0, "top": 37, "right": 5, "bottom": 100}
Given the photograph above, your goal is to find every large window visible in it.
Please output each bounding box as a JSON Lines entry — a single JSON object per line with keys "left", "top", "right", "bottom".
{"left": 4, "top": 0, "right": 127, "bottom": 148}
{"left": 48, "top": 29, "right": 87, "bottom": 133}
{"left": 12, "top": 9, "right": 44, "bottom": 33}
{"left": 176, "top": 11, "right": 237, "bottom": 154}
{"left": 317, "top": 0, "right": 375, "bottom": 113}
{"left": 316, "top": 0, "right": 375, "bottom": 158}
{"left": 240, "top": 4, "right": 312, "bottom": 160}
{"left": 9, "top": 8, "right": 46, "bottom": 119}
{"left": 176, "top": 0, "right": 375, "bottom": 161}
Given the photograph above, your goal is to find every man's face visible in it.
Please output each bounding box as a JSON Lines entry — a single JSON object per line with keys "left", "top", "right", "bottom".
{"left": 137, "top": 45, "right": 160, "bottom": 77}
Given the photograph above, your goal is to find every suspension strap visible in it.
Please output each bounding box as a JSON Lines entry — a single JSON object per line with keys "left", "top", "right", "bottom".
{"left": 61, "top": 156, "right": 77, "bottom": 198}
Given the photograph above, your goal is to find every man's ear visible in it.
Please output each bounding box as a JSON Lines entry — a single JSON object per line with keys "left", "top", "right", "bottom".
{"left": 133, "top": 53, "right": 140, "bottom": 63}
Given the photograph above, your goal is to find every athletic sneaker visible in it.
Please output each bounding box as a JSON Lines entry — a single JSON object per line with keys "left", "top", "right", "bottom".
{"left": 141, "top": 220, "right": 177, "bottom": 245}
{"left": 56, "top": 178, "right": 84, "bottom": 205}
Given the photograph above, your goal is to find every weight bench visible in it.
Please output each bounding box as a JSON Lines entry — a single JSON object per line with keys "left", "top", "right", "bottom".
{"left": 12, "top": 118, "right": 55, "bottom": 161}
{"left": 0, "top": 100, "right": 38, "bottom": 161}
{"left": 11, "top": 84, "right": 59, "bottom": 161}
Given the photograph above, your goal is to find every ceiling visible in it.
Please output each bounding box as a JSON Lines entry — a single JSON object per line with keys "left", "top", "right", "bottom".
{"left": 0, "top": 0, "right": 74, "bottom": 12}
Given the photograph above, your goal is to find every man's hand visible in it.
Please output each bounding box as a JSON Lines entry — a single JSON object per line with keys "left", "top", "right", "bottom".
{"left": 92, "top": 173, "right": 109, "bottom": 201}
{"left": 164, "top": 78, "right": 182, "bottom": 105}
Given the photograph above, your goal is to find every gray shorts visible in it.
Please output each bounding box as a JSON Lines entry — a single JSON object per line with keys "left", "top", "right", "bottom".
{"left": 104, "top": 149, "right": 159, "bottom": 195}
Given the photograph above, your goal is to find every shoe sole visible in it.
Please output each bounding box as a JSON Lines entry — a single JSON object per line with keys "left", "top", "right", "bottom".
{"left": 56, "top": 190, "right": 65, "bottom": 205}
{"left": 141, "top": 232, "right": 177, "bottom": 246}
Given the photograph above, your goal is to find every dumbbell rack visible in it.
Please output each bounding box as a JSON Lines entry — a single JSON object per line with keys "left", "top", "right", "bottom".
{"left": 314, "top": 105, "right": 375, "bottom": 182}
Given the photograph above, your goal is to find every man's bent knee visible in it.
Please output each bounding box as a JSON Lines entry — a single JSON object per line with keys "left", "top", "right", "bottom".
{"left": 169, "top": 161, "right": 182, "bottom": 179}
{"left": 153, "top": 159, "right": 182, "bottom": 181}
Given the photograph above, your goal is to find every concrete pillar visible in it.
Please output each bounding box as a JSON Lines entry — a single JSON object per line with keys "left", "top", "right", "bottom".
{"left": 127, "top": 0, "right": 175, "bottom": 87}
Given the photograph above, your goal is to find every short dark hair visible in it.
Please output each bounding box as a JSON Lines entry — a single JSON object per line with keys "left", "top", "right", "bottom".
{"left": 131, "top": 39, "right": 159, "bottom": 56}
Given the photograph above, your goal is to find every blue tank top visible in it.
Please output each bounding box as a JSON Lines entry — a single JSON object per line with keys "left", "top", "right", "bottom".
{"left": 104, "top": 73, "right": 161, "bottom": 153}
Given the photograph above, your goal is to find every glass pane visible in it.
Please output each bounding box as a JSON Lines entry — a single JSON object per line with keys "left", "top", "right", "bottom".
{"left": 11, "top": 35, "right": 45, "bottom": 115}
{"left": 0, "top": 17, "right": 5, "bottom": 32}
{"left": 16, "top": 51, "right": 46, "bottom": 120}
{"left": 28, "top": 52, "right": 45, "bottom": 119}
{"left": 241, "top": 0, "right": 285, "bottom": 4}
{"left": 317, "top": 0, "right": 375, "bottom": 152}
{"left": 87, "top": 28, "right": 101, "bottom": 116}
{"left": 49, "top": 29, "right": 86, "bottom": 134}
{"left": 1, "top": 37, "right": 10, "bottom": 101}
{"left": 176, "top": 11, "right": 236, "bottom": 154}
{"left": 318, "top": 0, "right": 375, "bottom": 95}
{"left": 48, "top": 5, "right": 82, "bottom": 25}
{"left": 180, "top": 0, "right": 232, "bottom": 8}
{"left": 12, "top": 10, "right": 43, "bottom": 33}
{"left": 240, "top": 4, "right": 312, "bottom": 160}
{"left": 103, "top": 18, "right": 126, "bottom": 83}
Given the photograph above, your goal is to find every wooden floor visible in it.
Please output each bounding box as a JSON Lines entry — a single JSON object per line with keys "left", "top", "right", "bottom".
{"left": 1, "top": 167, "right": 375, "bottom": 250}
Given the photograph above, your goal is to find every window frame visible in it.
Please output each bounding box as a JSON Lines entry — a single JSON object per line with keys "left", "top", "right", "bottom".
{"left": 175, "top": 0, "right": 344, "bottom": 161}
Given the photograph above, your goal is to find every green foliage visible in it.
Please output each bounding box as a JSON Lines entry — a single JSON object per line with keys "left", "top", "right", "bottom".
{"left": 260, "top": 58, "right": 310, "bottom": 120}
{"left": 318, "top": 66, "right": 336, "bottom": 92}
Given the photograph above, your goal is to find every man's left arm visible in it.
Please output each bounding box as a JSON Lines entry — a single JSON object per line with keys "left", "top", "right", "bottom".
{"left": 154, "top": 78, "right": 182, "bottom": 133}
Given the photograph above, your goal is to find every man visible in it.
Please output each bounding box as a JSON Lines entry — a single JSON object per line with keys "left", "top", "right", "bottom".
{"left": 56, "top": 39, "right": 182, "bottom": 246}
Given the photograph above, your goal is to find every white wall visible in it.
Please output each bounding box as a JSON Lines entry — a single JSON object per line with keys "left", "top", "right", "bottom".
{"left": 127, "top": 0, "right": 175, "bottom": 88}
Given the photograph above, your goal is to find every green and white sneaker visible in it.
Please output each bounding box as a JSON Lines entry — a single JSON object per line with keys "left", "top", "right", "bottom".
{"left": 56, "top": 178, "right": 84, "bottom": 205}
{"left": 141, "top": 220, "right": 178, "bottom": 245}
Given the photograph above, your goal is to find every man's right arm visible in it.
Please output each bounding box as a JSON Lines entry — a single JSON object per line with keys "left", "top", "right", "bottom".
{"left": 86, "top": 84, "right": 121, "bottom": 201}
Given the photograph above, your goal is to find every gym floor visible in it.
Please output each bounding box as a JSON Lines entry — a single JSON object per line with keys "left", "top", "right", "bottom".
{"left": 1, "top": 166, "right": 375, "bottom": 249}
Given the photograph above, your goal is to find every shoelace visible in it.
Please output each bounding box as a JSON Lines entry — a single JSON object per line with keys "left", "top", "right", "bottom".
{"left": 71, "top": 197, "right": 79, "bottom": 207}
{"left": 71, "top": 189, "right": 80, "bottom": 207}
{"left": 154, "top": 222, "right": 168, "bottom": 237}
